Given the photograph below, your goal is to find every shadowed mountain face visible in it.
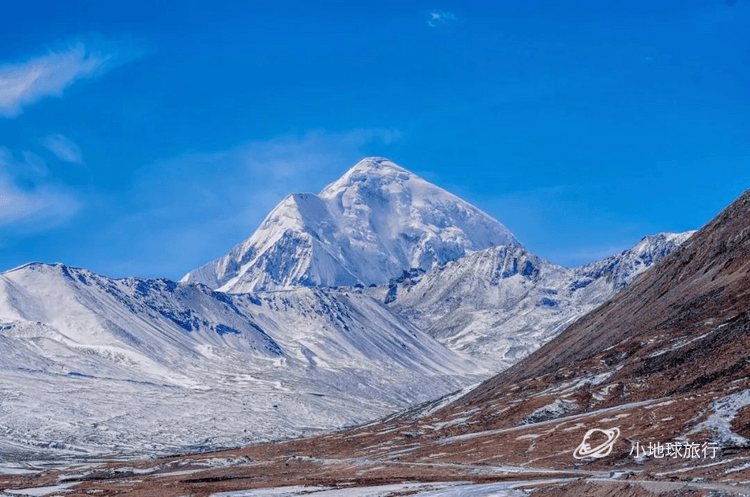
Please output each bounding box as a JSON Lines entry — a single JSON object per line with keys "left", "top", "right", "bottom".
{"left": 20, "top": 190, "right": 750, "bottom": 496}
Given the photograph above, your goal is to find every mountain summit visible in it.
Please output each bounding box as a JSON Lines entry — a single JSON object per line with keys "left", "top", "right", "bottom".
{"left": 182, "top": 158, "right": 520, "bottom": 292}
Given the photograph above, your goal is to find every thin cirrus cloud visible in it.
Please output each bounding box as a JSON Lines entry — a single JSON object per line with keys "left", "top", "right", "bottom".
{"left": 42, "top": 133, "right": 84, "bottom": 164}
{"left": 0, "top": 43, "right": 113, "bottom": 118}
{"left": 428, "top": 10, "right": 457, "bottom": 27}
{"left": 0, "top": 178, "right": 78, "bottom": 227}
{"left": 0, "top": 148, "right": 79, "bottom": 228}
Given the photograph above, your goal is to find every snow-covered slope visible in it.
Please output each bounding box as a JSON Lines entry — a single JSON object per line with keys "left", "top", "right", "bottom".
{"left": 182, "top": 158, "right": 519, "bottom": 292}
{"left": 377, "top": 232, "right": 694, "bottom": 371}
{"left": 0, "top": 263, "right": 482, "bottom": 460}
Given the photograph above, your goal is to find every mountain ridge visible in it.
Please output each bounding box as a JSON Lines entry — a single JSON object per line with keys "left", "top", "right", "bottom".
{"left": 377, "top": 230, "right": 692, "bottom": 370}
{"left": 0, "top": 261, "right": 482, "bottom": 459}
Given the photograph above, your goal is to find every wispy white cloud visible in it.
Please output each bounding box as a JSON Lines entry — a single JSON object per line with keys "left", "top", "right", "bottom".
{"left": 0, "top": 179, "right": 78, "bottom": 227}
{"left": 18, "top": 150, "right": 49, "bottom": 179}
{"left": 0, "top": 44, "right": 113, "bottom": 118}
{"left": 428, "top": 10, "right": 457, "bottom": 28}
{"left": 0, "top": 148, "right": 79, "bottom": 227}
{"left": 42, "top": 133, "right": 84, "bottom": 164}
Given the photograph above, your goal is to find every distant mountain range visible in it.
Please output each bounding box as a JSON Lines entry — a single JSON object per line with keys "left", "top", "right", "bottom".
{"left": 0, "top": 158, "right": 691, "bottom": 462}
{"left": 22, "top": 187, "right": 750, "bottom": 496}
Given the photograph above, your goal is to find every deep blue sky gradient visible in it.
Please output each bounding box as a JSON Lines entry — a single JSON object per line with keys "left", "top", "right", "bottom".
{"left": 0, "top": 0, "right": 748, "bottom": 278}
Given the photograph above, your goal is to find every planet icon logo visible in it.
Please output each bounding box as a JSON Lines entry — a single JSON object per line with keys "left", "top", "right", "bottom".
{"left": 573, "top": 427, "right": 620, "bottom": 459}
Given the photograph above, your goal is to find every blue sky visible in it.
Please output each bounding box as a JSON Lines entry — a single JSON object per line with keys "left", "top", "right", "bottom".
{"left": 0, "top": 0, "right": 748, "bottom": 279}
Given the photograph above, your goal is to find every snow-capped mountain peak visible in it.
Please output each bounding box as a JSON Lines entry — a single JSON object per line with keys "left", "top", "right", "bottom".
{"left": 183, "top": 158, "right": 520, "bottom": 292}
{"left": 318, "top": 157, "right": 414, "bottom": 197}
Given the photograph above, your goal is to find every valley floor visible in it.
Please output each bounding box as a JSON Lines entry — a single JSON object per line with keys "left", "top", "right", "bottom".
{"left": 4, "top": 385, "right": 750, "bottom": 497}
